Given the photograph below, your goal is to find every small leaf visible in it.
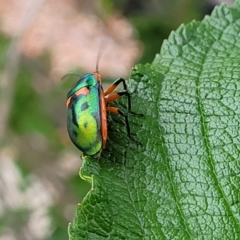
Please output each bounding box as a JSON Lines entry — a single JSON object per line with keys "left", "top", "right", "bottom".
{"left": 69, "top": 1, "right": 240, "bottom": 239}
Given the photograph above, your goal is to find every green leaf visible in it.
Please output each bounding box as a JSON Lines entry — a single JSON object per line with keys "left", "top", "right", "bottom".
{"left": 69, "top": 1, "right": 240, "bottom": 239}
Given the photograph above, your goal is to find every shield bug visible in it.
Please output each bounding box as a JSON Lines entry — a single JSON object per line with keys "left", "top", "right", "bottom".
{"left": 65, "top": 47, "right": 138, "bottom": 157}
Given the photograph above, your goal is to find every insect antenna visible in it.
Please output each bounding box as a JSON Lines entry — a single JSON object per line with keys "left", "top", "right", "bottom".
{"left": 61, "top": 73, "right": 81, "bottom": 81}
{"left": 96, "top": 40, "right": 108, "bottom": 73}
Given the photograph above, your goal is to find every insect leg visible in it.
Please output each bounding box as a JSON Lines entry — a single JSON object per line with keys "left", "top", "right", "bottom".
{"left": 104, "top": 78, "right": 132, "bottom": 112}
{"left": 106, "top": 91, "right": 143, "bottom": 119}
{"left": 105, "top": 90, "right": 130, "bottom": 109}
{"left": 106, "top": 106, "right": 138, "bottom": 143}
{"left": 105, "top": 78, "right": 143, "bottom": 117}
{"left": 105, "top": 87, "right": 135, "bottom": 116}
{"left": 104, "top": 78, "right": 127, "bottom": 96}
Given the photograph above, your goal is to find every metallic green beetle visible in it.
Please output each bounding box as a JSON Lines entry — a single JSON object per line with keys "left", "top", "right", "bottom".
{"left": 66, "top": 71, "right": 133, "bottom": 157}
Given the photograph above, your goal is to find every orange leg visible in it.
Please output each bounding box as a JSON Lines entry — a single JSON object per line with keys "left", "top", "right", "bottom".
{"left": 106, "top": 106, "right": 119, "bottom": 114}
{"left": 105, "top": 93, "right": 121, "bottom": 104}
{"left": 105, "top": 90, "right": 132, "bottom": 112}
{"left": 105, "top": 79, "right": 143, "bottom": 145}
{"left": 104, "top": 78, "right": 127, "bottom": 96}
{"left": 104, "top": 78, "right": 135, "bottom": 113}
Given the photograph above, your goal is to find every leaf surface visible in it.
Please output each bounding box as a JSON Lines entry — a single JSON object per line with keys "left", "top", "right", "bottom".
{"left": 69, "top": 1, "right": 240, "bottom": 239}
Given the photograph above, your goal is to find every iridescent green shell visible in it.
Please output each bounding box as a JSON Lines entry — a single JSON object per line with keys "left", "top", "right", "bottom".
{"left": 66, "top": 74, "right": 102, "bottom": 156}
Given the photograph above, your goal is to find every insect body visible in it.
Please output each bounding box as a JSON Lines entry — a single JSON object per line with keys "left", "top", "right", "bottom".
{"left": 66, "top": 71, "right": 134, "bottom": 157}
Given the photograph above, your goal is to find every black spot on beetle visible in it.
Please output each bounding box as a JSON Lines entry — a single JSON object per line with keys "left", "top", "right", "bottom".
{"left": 81, "top": 102, "right": 89, "bottom": 111}
{"left": 84, "top": 121, "right": 88, "bottom": 128}
{"left": 71, "top": 109, "right": 79, "bottom": 127}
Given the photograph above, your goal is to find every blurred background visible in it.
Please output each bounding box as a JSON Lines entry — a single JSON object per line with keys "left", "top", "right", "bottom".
{"left": 0, "top": 0, "right": 233, "bottom": 239}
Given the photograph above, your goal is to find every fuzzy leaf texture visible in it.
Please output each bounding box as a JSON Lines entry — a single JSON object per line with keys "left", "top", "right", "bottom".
{"left": 69, "top": 1, "right": 240, "bottom": 239}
